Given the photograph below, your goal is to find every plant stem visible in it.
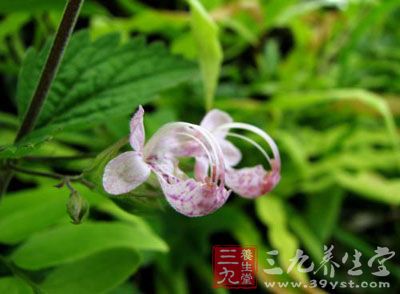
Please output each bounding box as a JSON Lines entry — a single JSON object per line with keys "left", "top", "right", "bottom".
{"left": 15, "top": 0, "right": 84, "bottom": 143}
{"left": 10, "top": 164, "right": 68, "bottom": 180}
{"left": 1, "top": 0, "right": 84, "bottom": 198}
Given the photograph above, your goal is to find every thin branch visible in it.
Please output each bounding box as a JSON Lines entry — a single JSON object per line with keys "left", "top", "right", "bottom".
{"left": 15, "top": 0, "right": 84, "bottom": 142}
{"left": 10, "top": 165, "right": 65, "bottom": 180}
{"left": 9, "top": 164, "right": 95, "bottom": 190}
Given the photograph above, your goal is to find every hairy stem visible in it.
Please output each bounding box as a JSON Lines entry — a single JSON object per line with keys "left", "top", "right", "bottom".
{"left": 15, "top": 0, "right": 84, "bottom": 142}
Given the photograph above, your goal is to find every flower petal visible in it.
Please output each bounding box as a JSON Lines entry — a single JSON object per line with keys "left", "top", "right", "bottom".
{"left": 225, "top": 160, "right": 281, "bottom": 199}
{"left": 195, "top": 156, "right": 209, "bottom": 181}
{"left": 145, "top": 122, "right": 229, "bottom": 216}
{"left": 219, "top": 139, "right": 242, "bottom": 167}
{"left": 103, "top": 151, "right": 150, "bottom": 195}
{"left": 200, "top": 109, "right": 233, "bottom": 138}
{"left": 170, "top": 139, "right": 204, "bottom": 158}
{"left": 130, "top": 105, "right": 145, "bottom": 152}
{"left": 145, "top": 122, "right": 226, "bottom": 182}
{"left": 157, "top": 176, "right": 231, "bottom": 217}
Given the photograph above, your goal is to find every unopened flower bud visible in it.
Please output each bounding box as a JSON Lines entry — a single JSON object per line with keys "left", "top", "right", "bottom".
{"left": 66, "top": 191, "right": 89, "bottom": 224}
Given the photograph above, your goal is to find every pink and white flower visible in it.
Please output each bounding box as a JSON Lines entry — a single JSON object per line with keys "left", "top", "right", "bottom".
{"left": 103, "top": 106, "right": 230, "bottom": 217}
{"left": 103, "top": 106, "right": 281, "bottom": 217}
{"left": 194, "top": 109, "right": 281, "bottom": 198}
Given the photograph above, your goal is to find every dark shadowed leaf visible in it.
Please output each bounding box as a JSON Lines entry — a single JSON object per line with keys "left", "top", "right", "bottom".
{"left": 41, "top": 249, "right": 140, "bottom": 294}
{"left": 12, "top": 222, "right": 168, "bottom": 270}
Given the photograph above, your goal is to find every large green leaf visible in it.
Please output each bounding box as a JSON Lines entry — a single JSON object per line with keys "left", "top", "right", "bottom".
{"left": 41, "top": 249, "right": 140, "bottom": 294}
{"left": 11, "top": 222, "right": 168, "bottom": 270}
{"left": 18, "top": 31, "right": 195, "bottom": 129}
{"left": 0, "top": 187, "right": 68, "bottom": 244}
{"left": 1, "top": 30, "right": 195, "bottom": 159}
{"left": 187, "top": 0, "right": 222, "bottom": 110}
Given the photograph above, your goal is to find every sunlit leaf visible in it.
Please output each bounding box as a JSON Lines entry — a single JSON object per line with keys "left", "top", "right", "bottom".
{"left": 272, "top": 89, "right": 400, "bottom": 166}
{"left": 0, "top": 187, "right": 68, "bottom": 244}
{"left": 0, "top": 277, "right": 33, "bottom": 294}
{"left": 187, "top": 0, "right": 222, "bottom": 110}
{"left": 256, "top": 196, "right": 306, "bottom": 282}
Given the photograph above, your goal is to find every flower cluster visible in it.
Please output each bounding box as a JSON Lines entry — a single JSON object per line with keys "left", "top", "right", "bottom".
{"left": 103, "top": 106, "right": 281, "bottom": 217}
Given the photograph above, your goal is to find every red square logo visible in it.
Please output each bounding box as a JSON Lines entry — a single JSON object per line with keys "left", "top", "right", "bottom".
{"left": 213, "top": 245, "right": 257, "bottom": 289}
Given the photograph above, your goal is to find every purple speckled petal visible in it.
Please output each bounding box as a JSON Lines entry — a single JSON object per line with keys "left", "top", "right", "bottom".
{"left": 225, "top": 160, "right": 281, "bottom": 199}
{"left": 170, "top": 139, "right": 204, "bottom": 157}
{"left": 144, "top": 122, "right": 229, "bottom": 217}
{"left": 157, "top": 176, "right": 231, "bottom": 217}
{"left": 200, "top": 109, "right": 233, "bottom": 138}
{"left": 130, "top": 106, "right": 145, "bottom": 152}
{"left": 103, "top": 151, "right": 150, "bottom": 195}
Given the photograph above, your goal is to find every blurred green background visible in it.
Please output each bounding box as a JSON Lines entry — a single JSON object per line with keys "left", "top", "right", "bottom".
{"left": 0, "top": 0, "right": 399, "bottom": 293}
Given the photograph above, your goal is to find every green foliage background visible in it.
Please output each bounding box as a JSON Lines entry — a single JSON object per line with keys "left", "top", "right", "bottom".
{"left": 0, "top": 0, "right": 399, "bottom": 293}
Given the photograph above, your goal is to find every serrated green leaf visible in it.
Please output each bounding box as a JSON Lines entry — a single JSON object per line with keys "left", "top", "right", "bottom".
{"left": 41, "top": 248, "right": 140, "bottom": 294}
{"left": 25, "top": 32, "right": 194, "bottom": 130}
{"left": 16, "top": 39, "right": 52, "bottom": 120}
{"left": 0, "top": 187, "right": 68, "bottom": 244}
{"left": 0, "top": 277, "right": 33, "bottom": 294}
{"left": 11, "top": 221, "right": 168, "bottom": 270}
{"left": 187, "top": 0, "right": 222, "bottom": 110}
{"left": 4, "top": 30, "right": 195, "bottom": 159}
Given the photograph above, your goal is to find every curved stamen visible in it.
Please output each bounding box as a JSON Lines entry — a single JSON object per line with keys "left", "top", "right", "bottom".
{"left": 216, "top": 122, "right": 280, "bottom": 171}
{"left": 226, "top": 132, "right": 272, "bottom": 165}
{"left": 175, "top": 132, "right": 215, "bottom": 181}
{"left": 144, "top": 122, "right": 225, "bottom": 184}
